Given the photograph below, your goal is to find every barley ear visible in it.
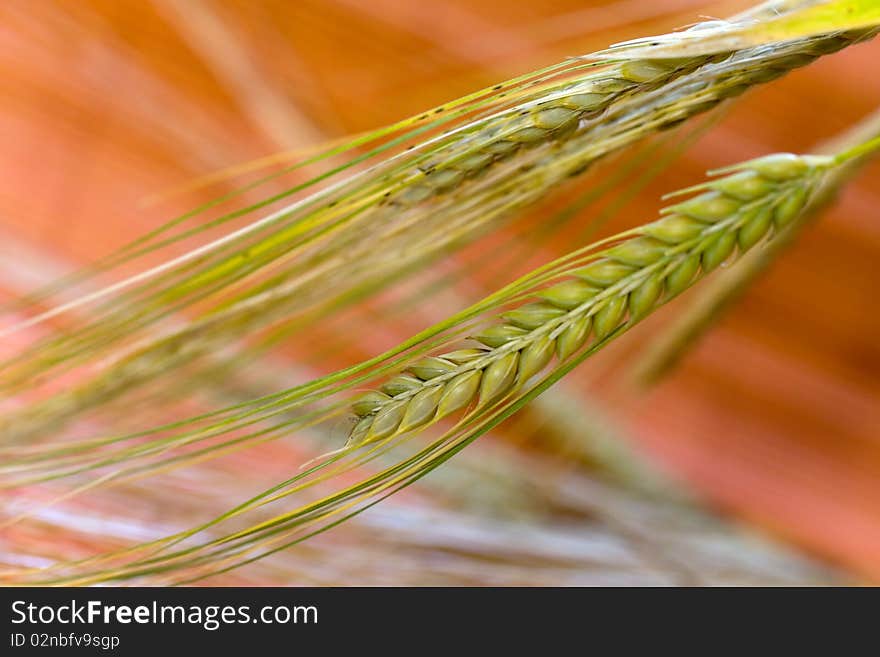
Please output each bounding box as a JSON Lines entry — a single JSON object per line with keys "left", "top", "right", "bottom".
{"left": 347, "top": 149, "right": 839, "bottom": 450}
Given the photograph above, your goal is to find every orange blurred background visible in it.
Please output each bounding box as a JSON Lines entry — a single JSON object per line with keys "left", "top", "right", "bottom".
{"left": 1, "top": 0, "right": 878, "bottom": 581}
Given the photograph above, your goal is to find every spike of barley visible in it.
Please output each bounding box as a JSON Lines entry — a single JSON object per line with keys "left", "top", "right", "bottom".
{"left": 348, "top": 151, "right": 835, "bottom": 447}
{"left": 384, "top": 54, "right": 712, "bottom": 208}
{"left": 383, "top": 28, "right": 871, "bottom": 211}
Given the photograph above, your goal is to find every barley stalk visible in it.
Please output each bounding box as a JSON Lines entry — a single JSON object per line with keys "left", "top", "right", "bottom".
{"left": 348, "top": 152, "right": 835, "bottom": 447}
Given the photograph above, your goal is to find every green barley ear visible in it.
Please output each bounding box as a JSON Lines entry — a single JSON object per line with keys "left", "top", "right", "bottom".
{"left": 345, "top": 151, "right": 839, "bottom": 451}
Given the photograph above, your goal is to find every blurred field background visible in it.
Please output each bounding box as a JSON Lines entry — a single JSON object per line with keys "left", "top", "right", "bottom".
{"left": 1, "top": 0, "right": 878, "bottom": 584}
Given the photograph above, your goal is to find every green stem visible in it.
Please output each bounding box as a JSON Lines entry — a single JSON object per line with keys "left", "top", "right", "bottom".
{"left": 834, "top": 133, "right": 880, "bottom": 163}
